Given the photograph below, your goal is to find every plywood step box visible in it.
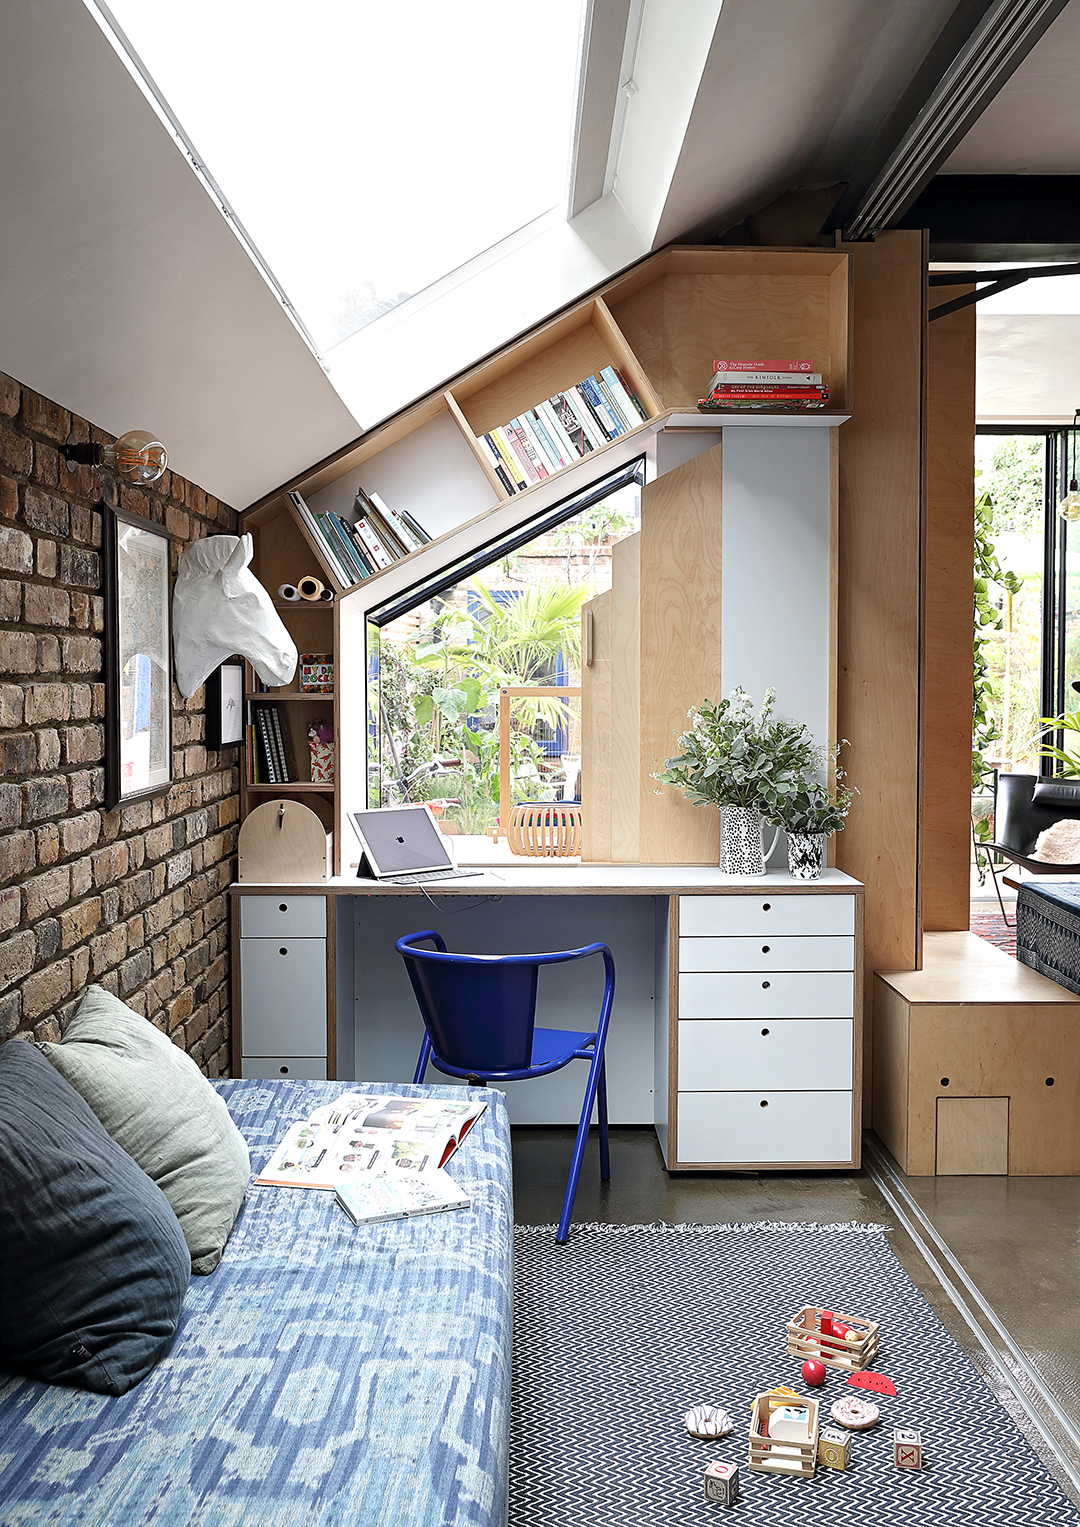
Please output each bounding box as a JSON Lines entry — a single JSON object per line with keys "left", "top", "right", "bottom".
{"left": 237, "top": 798, "right": 333, "bottom": 883}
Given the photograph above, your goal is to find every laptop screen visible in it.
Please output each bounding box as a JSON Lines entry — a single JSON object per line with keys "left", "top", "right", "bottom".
{"left": 349, "top": 805, "right": 454, "bottom": 877}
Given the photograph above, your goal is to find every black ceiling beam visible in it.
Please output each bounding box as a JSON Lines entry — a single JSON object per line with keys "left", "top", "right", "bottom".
{"left": 822, "top": 0, "right": 1070, "bottom": 242}
{"left": 897, "top": 176, "right": 1080, "bottom": 261}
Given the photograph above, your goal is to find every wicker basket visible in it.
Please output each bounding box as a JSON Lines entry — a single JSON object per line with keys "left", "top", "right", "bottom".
{"left": 506, "top": 802, "right": 584, "bottom": 857}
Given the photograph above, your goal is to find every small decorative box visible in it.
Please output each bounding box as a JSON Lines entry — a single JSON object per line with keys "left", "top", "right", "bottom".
{"left": 299, "top": 653, "right": 334, "bottom": 694}
{"left": 703, "top": 1460, "right": 739, "bottom": 1506}
{"left": 308, "top": 720, "right": 334, "bottom": 785}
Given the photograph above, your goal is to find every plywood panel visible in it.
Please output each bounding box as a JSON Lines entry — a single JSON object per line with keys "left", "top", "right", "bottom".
{"left": 581, "top": 590, "right": 613, "bottom": 861}
{"left": 609, "top": 533, "right": 642, "bottom": 861}
{"left": 606, "top": 276, "right": 666, "bottom": 404}
{"left": 638, "top": 444, "right": 724, "bottom": 863}
{"left": 835, "top": 230, "right": 926, "bottom": 1126}
{"left": 660, "top": 274, "right": 839, "bottom": 409}
{"left": 936, "top": 1097, "right": 1009, "bottom": 1174}
{"left": 455, "top": 316, "right": 613, "bottom": 439}
{"left": 924, "top": 289, "right": 975, "bottom": 931}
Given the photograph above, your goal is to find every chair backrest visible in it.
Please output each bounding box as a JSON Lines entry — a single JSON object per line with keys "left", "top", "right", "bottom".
{"left": 997, "top": 772, "right": 1080, "bottom": 856}
{"left": 398, "top": 937, "right": 540, "bottom": 1072}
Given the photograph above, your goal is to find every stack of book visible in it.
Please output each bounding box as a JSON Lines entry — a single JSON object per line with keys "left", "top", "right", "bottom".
{"left": 698, "top": 359, "right": 830, "bottom": 411}
{"left": 288, "top": 489, "right": 430, "bottom": 589}
{"left": 480, "top": 366, "right": 648, "bottom": 494}
{"left": 246, "top": 699, "right": 297, "bottom": 785}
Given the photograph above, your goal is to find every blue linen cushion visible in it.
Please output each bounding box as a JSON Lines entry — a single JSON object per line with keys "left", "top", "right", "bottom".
{"left": 0, "top": 1039, "right": 190, "bottom": 1395}
{"left": 39, "top": 985, "right": 250, "bottom": 1273}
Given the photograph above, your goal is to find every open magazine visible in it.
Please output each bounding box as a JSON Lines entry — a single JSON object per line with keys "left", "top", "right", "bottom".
{"left": 255, "top": 1091, "right": 487, "bottom": 1191}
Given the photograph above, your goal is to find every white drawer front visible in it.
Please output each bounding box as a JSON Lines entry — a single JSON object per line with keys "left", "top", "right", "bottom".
{"left": 679, "top": 935, "right": 854, "bottom": 973}
{"left": 679, "top": 894, "right": 855, "bottom": 938}
{"left": 240, "top": 938, "right": 327, "bottom": 1055}
{"left": 676, "top": 1089, "right": 854, "bottom": 1164}
{"left": 241, "top": 1056, "right": 328, "bottom": 1080}
{"left": 679, "top": 970, "right": 854, "bottom": 1019}
{"left": 678, "top": 1019, "right": 853, "bottom": 1091}
{"left": 240, "top": 895, "right": 327, "bottom": 939}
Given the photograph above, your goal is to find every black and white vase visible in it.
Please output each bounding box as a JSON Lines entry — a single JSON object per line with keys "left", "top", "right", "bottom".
{"left": 787, "top": 830, "right": 825, "bottom": 880}
{"left": 720, "top": 805, "right": 767, "bottom": 876}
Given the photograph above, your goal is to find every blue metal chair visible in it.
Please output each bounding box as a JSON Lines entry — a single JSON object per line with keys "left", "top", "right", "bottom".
{"left": 396, "top": 930, "right": 615, "bottom": 1243}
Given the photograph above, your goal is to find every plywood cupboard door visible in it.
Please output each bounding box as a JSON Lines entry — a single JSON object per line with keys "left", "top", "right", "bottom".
{"left": 581, "top": 590, "right": 613, "bottom": 861}
{"left": 835, "top": 229, "right": 926, "bottom": 1124}
{"left": 609, "top": 532, "right": 642, "bottom": 861}
{"left": 936, "top": 1097, "right": 1009, "bottom": 1174}
{"left": 637, "top": 442, "right": 724, "bottom": 864}
{"left": 924, "top": 288, "right": 976, "bottom": 932}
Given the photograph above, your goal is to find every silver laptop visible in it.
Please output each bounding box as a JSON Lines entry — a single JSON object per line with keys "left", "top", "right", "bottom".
{"left": 349, "top": 804, "right": 482, "bottom": 884}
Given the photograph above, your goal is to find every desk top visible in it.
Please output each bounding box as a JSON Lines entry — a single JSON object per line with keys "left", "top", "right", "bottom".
{"left": 231, "top": 866, "right": 863, "bottom": 897}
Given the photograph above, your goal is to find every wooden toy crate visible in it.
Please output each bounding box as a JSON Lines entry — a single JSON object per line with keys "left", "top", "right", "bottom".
{"left": 747, "top": 1391, "right": 819, "bottom": 1479}
{"left": 786, "top": 1305, "right": 880, "bottom": 1371}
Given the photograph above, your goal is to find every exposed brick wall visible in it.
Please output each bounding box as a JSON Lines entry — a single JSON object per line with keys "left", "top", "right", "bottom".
{"left": 0, "top": 371, "right": 241, "bottom": 1072}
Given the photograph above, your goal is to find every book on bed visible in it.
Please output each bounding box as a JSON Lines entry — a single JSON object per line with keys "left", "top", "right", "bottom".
{"left": 335, "top": 1167, "right": 470, "bottom": 1225}
{"left": 255, "top": 1091, "right": 486, "bottom": 1190}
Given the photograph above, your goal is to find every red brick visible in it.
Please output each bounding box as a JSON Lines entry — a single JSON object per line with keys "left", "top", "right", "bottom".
{"left": 36, "top": 538, "right": 56, "bottom": 578}
{"left": 21, "top": 487, "right": 69, "bottom": 538}
{"left": 24, "top": 685, "right": 71, "bottom": 724}
{"left": 91, "top": 925, "right": 127, "bottom": 975}
{"left": 24, "top": 866, "right": 71, "bottom": 919}
{"left": 33, "top": 442, "right": 60, "bottom": 489}
{"left": 23, "top": 584, "right": 69, "bottom": 626}
{"left": 91, "top": 841, "right": 128, "bottom": 886}
{"left": 0, "top": 424, "right": 31, "bottom": 476}
{"left": 0, "top": 684, "right": 23, "bottom": 727}
{"left": 0, "top": 476, "right": 16, "bottom": 520}
{"left": 0, "top": 930, "right": 35, "bottom": 991}
{"left": 0, "top": 525, "right": 32, "bottom": 573}
{"left": 58, "top": 899, "right": 101, "bottom": 949}
{"left": 38, "top": 635, "right": 59, "bottom": 671}
{"left": 0, "top": 830, "right": 33, "bottom": 884}
{"left": 0, "top": 887, "right": 20, "bottom": 933}
{"left": 20, "top": 392, "right": 69, "bottom": 443}
{"left": 0, "top": 579, "right": 22, "bottom": 621}
{"left": 21, "top": 958, "right": 72, "bottom": 1021}
{"left": 35, "top": 824, "right": 59, "bottom": 865}
{"left": 0, "top": 630, "right": 35, "bottom": 671}
{"left": 60, "top": 812, "right": 100, "bottom": 856}
{"left": 61, "top": 725, "right": 103, "bottom": 765}
{"left": 0, "top": 376, "right": 19, "bottom": 418}
{"left": 35, "top": 730, "right": 60, "bottom": 769}
{"left": 60, "top": 636, "right": 100, "bottom": 673}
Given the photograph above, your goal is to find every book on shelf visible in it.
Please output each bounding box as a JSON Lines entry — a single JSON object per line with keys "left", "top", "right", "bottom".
{"left": 369, "top": 489, "right": 430, "bottom": 554}
{"left": 286, "top": 490, "right": 356, "bottom": 590}
{"left": 709, "top": 371, "right": 824, "bottom": 389}
{"left": 255, "top": 1090, "right": 487, "bottom": 1190}
{"left": 713, "top": 358, "right": 814, "bottom": 373}
{"left": 336, "top": 1167, "right": 470, "bottom": 1226}
{"left": 322, "top": 512, "right": 370, "bottom": 582}
{"left": 704, "top": 386, "right": 829, "bottom": 399}
{"left": 353, "top": 516, "right": 396, "bottom": 570}
{"left": 353, "top": 489, "right": 408, "bottom": 557}
{"left": 247, "top": 700, "right": 297, "bottom": 783}
{"left": 481, "top": 368, "right": 647, "bottom": 492}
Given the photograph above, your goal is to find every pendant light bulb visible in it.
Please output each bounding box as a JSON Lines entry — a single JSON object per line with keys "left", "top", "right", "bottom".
{"left": 1059, "top": 490, "right": 1080, "bottom": 522}
{"left": 99, "top": 430, "right": 168, "bottom": 485}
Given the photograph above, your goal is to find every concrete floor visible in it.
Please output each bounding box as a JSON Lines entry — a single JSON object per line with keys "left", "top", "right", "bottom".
{"left": 512, "top": 1123, "right": 1080, "bottom": 1504}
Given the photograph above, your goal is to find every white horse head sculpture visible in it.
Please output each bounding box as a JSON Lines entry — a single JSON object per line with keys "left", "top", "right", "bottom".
{"left": 172, "top": 534, "right": 297, "bottom": 699}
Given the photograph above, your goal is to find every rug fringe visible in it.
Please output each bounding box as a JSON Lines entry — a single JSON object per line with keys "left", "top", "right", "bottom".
{"left": 514, "top": 1220, "right": 889, "bottom": 1236}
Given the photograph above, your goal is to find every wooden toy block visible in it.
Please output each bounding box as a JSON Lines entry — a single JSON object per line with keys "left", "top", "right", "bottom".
{"left": 786, "top": 1304, "right": 880, "bottom": 1371}
{"left": 893, "top": 1429, "right": 923, "bottom": 1469}
{"left": 818, "top": 1427, "right": 853, "bottom": 1470}
{"left": 703, "top": 1460, "right": 740, "bottom": 1505}
{"left": 748, "top": 1390, "right": 819, "bottom": 1478}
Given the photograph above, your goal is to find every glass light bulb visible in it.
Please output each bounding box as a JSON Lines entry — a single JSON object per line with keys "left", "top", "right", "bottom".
{"left": 1059, "top": 490, "right": 1080, "bottom": 522}
{"left": 100, "top": 429, "right": 168, "bottom": 485}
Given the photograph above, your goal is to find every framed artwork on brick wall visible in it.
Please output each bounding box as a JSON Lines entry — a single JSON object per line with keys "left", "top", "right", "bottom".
{"left": 205, "top": 660, "right": 244, "bottom": 748}
{"left": 103, "top": 505, "right": 173, "bottom": 810}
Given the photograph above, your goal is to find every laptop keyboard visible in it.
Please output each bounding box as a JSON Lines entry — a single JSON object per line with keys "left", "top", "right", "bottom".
{"left": 384, "top": 868, "right": 484, "bottom": 885}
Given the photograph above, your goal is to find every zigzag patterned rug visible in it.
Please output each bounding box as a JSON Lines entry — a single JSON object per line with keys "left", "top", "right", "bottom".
{"left": 511, "top": 1222, "right": 1078, "bottom": 1526}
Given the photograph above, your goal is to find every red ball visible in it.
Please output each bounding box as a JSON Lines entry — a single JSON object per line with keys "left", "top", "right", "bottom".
{"left": 802, "top": 1359, "right": 827, "bottom": 1387}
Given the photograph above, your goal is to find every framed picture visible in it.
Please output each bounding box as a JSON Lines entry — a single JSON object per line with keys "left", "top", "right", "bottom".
{"left": 103, "top": 505, "right": 173, "bottom": 811}
{"left": 206, "top": 660, "right": 245, "bottom": 748}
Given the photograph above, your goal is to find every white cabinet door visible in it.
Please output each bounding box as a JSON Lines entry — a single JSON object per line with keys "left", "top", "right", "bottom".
{"left": 679, "top": 895, "right": 855, "bottom": 938}
{"left": 677, "top": 1019, "right": 854, "bottom": 1091}
{"left": 240, "top": 938, "right": 327, "bottom": 1056}
{"left": 240, "top": 1056, "right": 328, "bottom": 1080}
{"left": 678, "top": 935, "right": 855, "bottom": 972}
{"left": 240, "top": 896, "right": 327, "bottom": 938}
{"left": 677, "top": 1090, "right": 854, "bottom": 1164}
{"left": 678, "top": 970, "right": 854, "bottom": 1019}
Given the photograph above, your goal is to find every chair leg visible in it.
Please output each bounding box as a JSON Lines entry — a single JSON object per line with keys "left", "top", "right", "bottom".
{"left": 988, "top": 860, "right": 1015, "bottom": 928}
{"left": 597, "top": 1057, "right": 610, "bottom": 1182}
{"left": 413, "top": 1033, "right": 433, "bottom": 1085}
{"left": 557, "top": 1050, "right": 608, "bottom": 1244}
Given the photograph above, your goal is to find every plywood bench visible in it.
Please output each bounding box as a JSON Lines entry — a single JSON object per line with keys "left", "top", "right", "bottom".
{"left": 873, "top": 931, "right": 1080, "bottom": 1175}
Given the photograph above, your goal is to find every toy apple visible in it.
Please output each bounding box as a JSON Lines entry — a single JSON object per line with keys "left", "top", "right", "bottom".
{"left": 802, "top": 1359, "right": 827, "bottom": 1387}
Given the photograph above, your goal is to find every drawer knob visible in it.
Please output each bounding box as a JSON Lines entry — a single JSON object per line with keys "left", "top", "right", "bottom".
{"left": 759, "top": 1099, "right": 769, "bottom": 1108}
{"left": 278, "top": 903, "right": 288, "bottom": 912}
{"left": 761, "top": 1028, "right": 770, "bottom": 1037}
{"left": 279, "top": 1065, "right": 290, "bottom": 1075}
{"left": 762, "top": 903, "right": 771, "bottom": 912}
{"left": 279, "top": 947, "right": 288, "bottom": 956}
{"left": 761, "top": 945, "right": 770, "bottom": 954}
{"left": 940, "top": 1077, "right": 949, "bottom": 1087}
{"left": 761, "top": 980, "right": 770, "bottom": 989}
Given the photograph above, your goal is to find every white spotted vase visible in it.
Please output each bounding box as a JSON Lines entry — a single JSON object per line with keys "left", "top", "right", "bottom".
{"left": 720, "top": 805, "right": 767, "bottom": 876}
{"left": 787, "top": 831, "right": 826, "bottom": 880}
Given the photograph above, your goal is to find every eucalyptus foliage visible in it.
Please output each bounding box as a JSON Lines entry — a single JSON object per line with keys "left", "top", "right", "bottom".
{"left": 764, "top": 743, "right": 857, "bottom": 834}
{"left": 656, "top": 688, "right": 820, "bottom": 814}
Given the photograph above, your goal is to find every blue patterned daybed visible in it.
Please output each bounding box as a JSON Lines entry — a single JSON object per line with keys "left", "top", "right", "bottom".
{"left": 0, "top": 1078, "right": 513, "bottom": 1527}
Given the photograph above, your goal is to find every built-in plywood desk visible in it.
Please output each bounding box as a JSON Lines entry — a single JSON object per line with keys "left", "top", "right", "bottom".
{"left": 230, "top": 865, "right": 864, "bottom": 1172}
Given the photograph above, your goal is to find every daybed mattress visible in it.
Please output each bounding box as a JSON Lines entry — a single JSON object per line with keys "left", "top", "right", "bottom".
{"left": 1016, "top": 880, "right": 1080, "bottom": 995}
{"left": 0, "top": 1078, "right": 512, "bottom": 1527}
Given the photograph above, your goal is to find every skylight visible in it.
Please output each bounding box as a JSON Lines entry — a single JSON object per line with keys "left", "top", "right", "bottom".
{"left": 96, "top": 0, "right": 585, "bottom": 356}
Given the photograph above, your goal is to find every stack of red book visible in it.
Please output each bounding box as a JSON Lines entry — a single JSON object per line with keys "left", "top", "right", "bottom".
{"left": 698, "top": 359, "right": 829, "bottom": 410}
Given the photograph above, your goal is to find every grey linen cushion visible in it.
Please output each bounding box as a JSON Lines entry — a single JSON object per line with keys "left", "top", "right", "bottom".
{"left": 0, "top": 1039, "right": 189, "bottom": 1394}
{"left": 38, "top": 986, "right": 250, "bottom": 1274}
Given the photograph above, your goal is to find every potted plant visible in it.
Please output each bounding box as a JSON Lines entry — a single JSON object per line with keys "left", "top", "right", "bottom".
{"left": 655, "top": 688, "right": 820, "bottom": 875}
{"left": 766, "top": 745, "right": 857, "bottom": 879}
